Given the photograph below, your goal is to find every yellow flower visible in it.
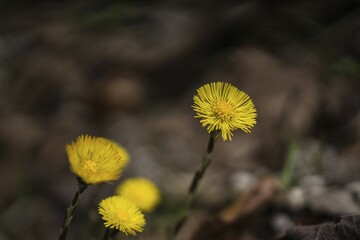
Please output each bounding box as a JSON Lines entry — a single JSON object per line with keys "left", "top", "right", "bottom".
{"left": 116, "top": 178, "right": 161, "bottom": 212}
{"left": 66, "top": 135, "right": 129, "bottom": 184}
{"left": 98, "top": 195, "right": 145, "bottom": 236}
{"left": 192, "top": 82, "right": 257, "bottom": 141}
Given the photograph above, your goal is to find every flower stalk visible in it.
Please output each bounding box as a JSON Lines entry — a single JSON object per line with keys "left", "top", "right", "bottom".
{"left": 174, "top": 131, "right": 217, "bottom": 235}
{"left": 58, "top": 178, "right": 88, "bottom": 240}
{"left": 103, "top": 228, "right": 118, "bottom": 240}
{"left": 189, "top": 131, "right": 216, "bottom": 195}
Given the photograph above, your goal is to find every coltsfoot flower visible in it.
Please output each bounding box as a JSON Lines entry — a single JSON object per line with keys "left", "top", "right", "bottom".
{"left": 116, "top": 178, "right": 161, "bottom": 212}
{"left": 192, "top": 82, "right": 257, "bottom": 140}
{"left": 66, "top": 135, "right": 129, "bottom": 184}
{"left": 98, "top": 195, "right": 146, "bottom": 236}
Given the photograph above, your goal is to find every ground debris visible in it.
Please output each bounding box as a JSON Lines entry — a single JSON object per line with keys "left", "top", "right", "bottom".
{"left": 278, "top": 215, "right": 360, "bottom": 240}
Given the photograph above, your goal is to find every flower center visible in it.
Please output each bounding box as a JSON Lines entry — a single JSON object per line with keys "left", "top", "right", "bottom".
{"left": 118, "top": 211, "right": 129, "bottom": 221}
{"left": 215, "top": 101, "right": 235, "bottom": 120}
{"left": 83, "top": 160, "right": 99, "bottom": 173}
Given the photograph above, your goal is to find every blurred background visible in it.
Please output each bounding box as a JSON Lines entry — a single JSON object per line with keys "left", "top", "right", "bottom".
{"left": 0, "top": 0, "right": 359, "bottom": 239}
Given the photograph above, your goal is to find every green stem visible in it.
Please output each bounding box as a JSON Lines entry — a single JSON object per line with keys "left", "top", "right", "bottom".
{"left": 280, "top": 140, "right": 299, "bottom": 190}
{"left": 173, "top": 131, "right": 217, "bottom": 236}
{"left": 58, "top": 178, "right": 88, "bottom": 240}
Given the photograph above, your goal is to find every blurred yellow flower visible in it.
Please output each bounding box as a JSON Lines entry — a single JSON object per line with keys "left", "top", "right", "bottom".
{"left": 98, "top": 195, "right": 145, "bottom": 236}
{"left": 116, "top": 178, "right": 161, "bottom": 212}
{"left": 192, "top": 82, "right": 257, "bottom": 141}
{"left": 66, "top": 135, "right": 129, "bottom": 184}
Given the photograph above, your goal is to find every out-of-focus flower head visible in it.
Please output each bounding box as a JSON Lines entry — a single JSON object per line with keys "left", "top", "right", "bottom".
{"left": 116, "top": 177, "right": 161, "bottom": 212}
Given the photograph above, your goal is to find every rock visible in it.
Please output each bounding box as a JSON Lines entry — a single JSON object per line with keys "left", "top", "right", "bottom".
{"left": 230, "top": 171, "right": 258, "bottom": 195}
{"left": 346, "top": 181, "right": 360, "bottom": 203}
{"left": 307, "top": 189, "right": 360, "bottom": 215}
{"left": 286, "top": 187, "right": 306, "bottom": 211}
{"left": 322, "top": 145, "right": 360, "bottom": 184}
{"left": 299, "top": 174, "right": 326, "bottom": 196}
{"left": 272, "top": 213, "right": 295, "bottom": 234}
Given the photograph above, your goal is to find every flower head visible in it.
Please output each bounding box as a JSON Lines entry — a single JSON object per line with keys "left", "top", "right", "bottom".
{"left": 192, "top": 82, "right": 257, "bottom": 140}
{"left": 66, "top": 135, "right": 129, "bottom": 184}
{"left": 116, "top": 178, "right": 161, "bottom": 212}
{"left": 98, "top": 195, "right": 145, "bottom": 236}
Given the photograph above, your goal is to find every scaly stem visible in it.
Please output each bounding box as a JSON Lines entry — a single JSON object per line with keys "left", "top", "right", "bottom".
{"left": 173, "top": 131, "right": 217, "bottom": 236}
{"left": 58, "top": 178, "right": 88, "bottom": 240}
{"left": 103, "top": 228, "right": 111, "bottom": 240}
{"left": 103, "top": 228, "right": 119, "bottom": 240}
{"left": 188, "top": 133, "right": 216, "bottom": 195}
